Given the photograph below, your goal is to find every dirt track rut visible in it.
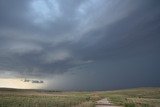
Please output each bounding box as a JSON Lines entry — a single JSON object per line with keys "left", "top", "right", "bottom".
{"left": 95, "top": 98, "right": 123, "bottom": 107}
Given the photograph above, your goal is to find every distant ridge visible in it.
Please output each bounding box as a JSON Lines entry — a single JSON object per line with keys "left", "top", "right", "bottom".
{"left": 0, "top": 87, "right": 61, "bottom": 92}
{"left": 0, "top": 87, "right": 159, "bottom": 92}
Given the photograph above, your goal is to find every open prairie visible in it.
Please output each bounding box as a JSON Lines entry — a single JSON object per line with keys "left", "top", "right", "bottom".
{"left": 0, "top": 87, "right": 160, "bottom": 107}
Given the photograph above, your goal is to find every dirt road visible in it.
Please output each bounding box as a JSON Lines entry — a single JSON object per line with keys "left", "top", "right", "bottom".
{"left": 95, "top": 98, "right": 123, "bottom": 107}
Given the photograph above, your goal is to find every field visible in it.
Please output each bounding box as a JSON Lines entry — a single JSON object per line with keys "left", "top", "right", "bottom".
{"left": 0, "top": 87, "right": 160, "bottom": 107}
{"left": 101, "top": 87, "right": 160, "bottom": 107}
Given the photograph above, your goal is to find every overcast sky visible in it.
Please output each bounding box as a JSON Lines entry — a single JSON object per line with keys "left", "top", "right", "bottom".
{"left": 0, "top": 0, "right": 160, "bottom": 90}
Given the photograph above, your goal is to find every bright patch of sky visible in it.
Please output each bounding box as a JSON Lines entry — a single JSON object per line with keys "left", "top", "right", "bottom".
{"left": 31, "top": 0, "right": 61, "bottom": 24}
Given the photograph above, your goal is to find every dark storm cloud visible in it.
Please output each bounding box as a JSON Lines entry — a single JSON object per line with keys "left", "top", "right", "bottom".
{"left": 0, "top": 0, "right": 160, "bottom": 90}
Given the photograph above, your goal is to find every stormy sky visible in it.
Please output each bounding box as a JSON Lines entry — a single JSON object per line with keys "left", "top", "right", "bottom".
{"left": 0, "top": 0, "right": 160, "bottom": 90}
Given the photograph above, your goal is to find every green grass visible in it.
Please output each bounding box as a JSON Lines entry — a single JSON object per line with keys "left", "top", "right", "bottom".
{"left": 0, "top": 95, "right": 86, "bottom": 107}
{"left": 124, "top": 103, "right": 135, "bottom": 107}
{"left": 0, "top": 87, "right": 160, "bottom": 107}
{"left": 0, "top": 89, "right": 99, "bottom": 107}
{"left": 98, "top": 87, "right": 160, "bottom": 107}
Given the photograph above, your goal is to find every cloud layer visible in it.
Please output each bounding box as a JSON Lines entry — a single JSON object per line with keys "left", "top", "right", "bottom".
{"left": 0, "top": 0, "right": 160, "bottom": 90}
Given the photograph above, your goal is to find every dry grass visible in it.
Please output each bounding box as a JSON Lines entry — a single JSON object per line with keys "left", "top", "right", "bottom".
{"left": 0, "top": 87, "right": 160, "bottom": 107}
{"left": 99, "top": 87, "right": 160, "bottom": 107}
{"left": 73, "top": 101, "right": 94, "bottom": 107}
{"left": 0, "top": 89, "right": 96, "bottom": 107}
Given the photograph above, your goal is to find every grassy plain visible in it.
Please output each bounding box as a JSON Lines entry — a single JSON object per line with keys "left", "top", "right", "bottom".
{"left": 101, "top": 87, "right": 160, "bottom": 107}
{"left": 0, "top": 87, "right": 159, "bottom": 107}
